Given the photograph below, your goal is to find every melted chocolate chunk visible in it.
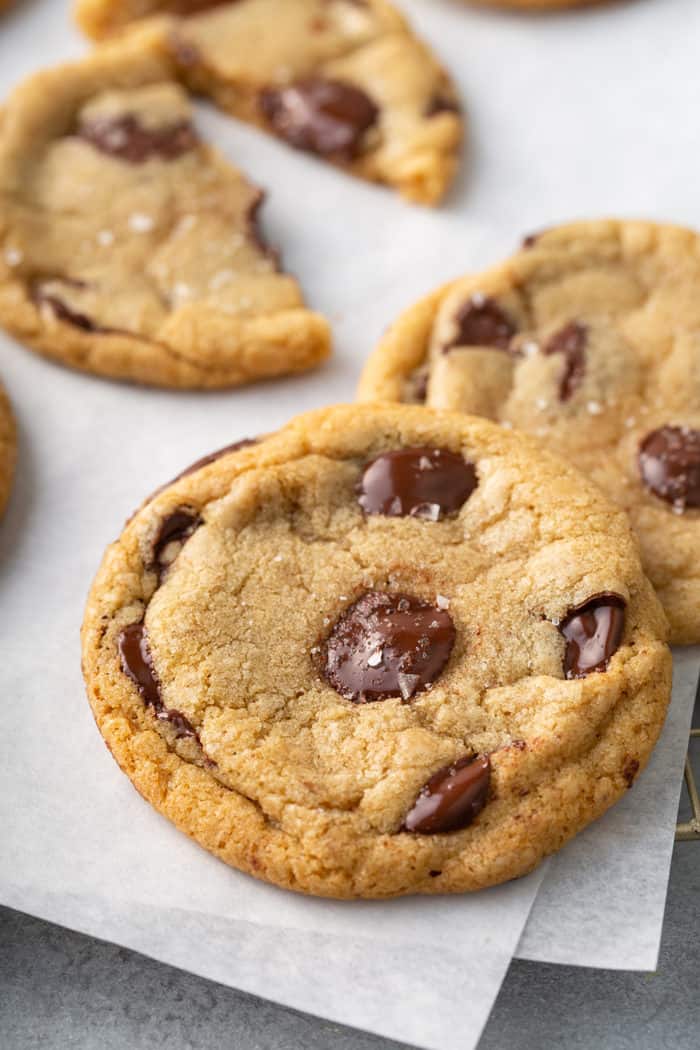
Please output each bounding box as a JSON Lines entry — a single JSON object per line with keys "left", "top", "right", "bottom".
{"left": 246, "top": 191, "right": 280, "bottom": 267}
{"left": 638, "top": 426, "right": 700, "bottom": 510}
{"left": 118, "top": 622, "right": 196, "bottom": 738}
{"left": 320, "top": 591, "right": 455, "bottom": 703}
{"left": 150, "top": 508, "right": 202, "bottom": 577}
{"left": 404, "top": 754, "right": 491, "bottom": 834}
{"left": 445, "top": 296, "right": 517, "bottom": 352}
{"left": 543, "top": 321, "right": 587, "bottom": 401}
{"left": 37, "top": 294, "right": 97, "bottom": 332}
{"left": 77, "top": 114, "right": 198, "bottom": 163}
{"left": 259, "top": 77, "right": 378, "bottom": 159}
{"left": 623, "top": 757, "right": 640, "bottom": 788}
{"left": 558, "top": 594, "right": 626, "bottom": 679}
{"left": 358, "top": 447, "right": 477, "bottom": 520}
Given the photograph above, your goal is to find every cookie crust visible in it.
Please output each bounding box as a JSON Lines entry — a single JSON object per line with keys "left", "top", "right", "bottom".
{"left": 0, "top": 41, "right": 330, "bottom": 388}
{"left": 82, "top": 403, "right": 671, "bottom": 898}
{"left": 359, "top": 220, "right": 700, "bottom": 644}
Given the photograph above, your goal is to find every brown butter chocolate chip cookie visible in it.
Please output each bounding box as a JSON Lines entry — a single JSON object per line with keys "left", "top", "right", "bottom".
{"left": 0, "top": 41, "right": 330, "bottom": 388}
{"left": 73, "top": 0, "right": 463, "bottom": 205}
{"left": 82, "top": 403, "right": 671, "bottom": 898}
{"left": 359, "top": 220, "right": 700, "bottom": 644}
{"left": 0, "top": 379, "right": 16, "bottom": 519}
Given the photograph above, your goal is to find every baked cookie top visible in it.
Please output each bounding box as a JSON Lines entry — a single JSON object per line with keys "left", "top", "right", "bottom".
{"left": 0, "top": 379, "right": 16, "bottom": 520}
{"left": 82, "top": 402, "right": 670, "bottom": 899}
{"left": 0, "top": 41, "right": 330, "bottom": 388}
{"left": 74, "top": 0, "right": 463, "bottom": 205}
{"left": 359, "top": 220, "right": 700, "bottom": 644}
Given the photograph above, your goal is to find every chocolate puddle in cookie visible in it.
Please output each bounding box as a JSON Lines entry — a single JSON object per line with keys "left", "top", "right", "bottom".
{"left": 444, "top": 295, "right": 517, "bottom": 352}
{"left": 259, "top": 78, "right": 379, "bottom": 160}
{"left": 119, "top": 504, "right": 208, "bottom": 738}
{"left": 118, "top": 622, "right": 197, "bottom": 739}
{"left": 558, "top": 594, "right": 626, "bottom": 679}
{"left": 358, "top": 447, "right": 477, "bottom": 519}
{"left": 403, "top": 754, "right": 491, "bottom": 834}
{"left": 638, "top": 425, "right": 700, "bottom": 510}
{"left": 543, "top": 321, "right": 587, "bottom": 402}
{"left": 320, "top": 590, "right": 455, "bottom": 703}
{"left": 77, "top": 114, "right": 199, "bottom": 163}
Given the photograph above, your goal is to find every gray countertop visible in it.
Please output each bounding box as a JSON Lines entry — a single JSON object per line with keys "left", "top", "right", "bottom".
{"left": 2, "top": 837, "right": 698, "bottom": 1050}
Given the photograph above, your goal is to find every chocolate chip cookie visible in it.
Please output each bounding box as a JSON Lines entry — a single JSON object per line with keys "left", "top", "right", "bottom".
{"left": 82, "top": 403, "right": 671, "bottom": 898}
{"left": 0, "top": 379, "right": 16, "bottom": 519}
{"left": 359, "top": 220, "right": 700, "bottom": 644}
{"left": 74, "top": 0, "right": 462, "bottom": 205}
{"left": 0, "top": 40, "right": 330, "bottom": 388}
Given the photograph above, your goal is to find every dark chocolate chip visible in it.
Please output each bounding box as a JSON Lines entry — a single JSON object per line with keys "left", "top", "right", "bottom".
{"left": 445, "top": 296, "right": 517, "bottom": 352}
{"left": 521, "top": 228, "right": 548, "bottom": 249}
{"left": 623, "top": 757, "right": 640, "bottom": 788}
{"left": 37, "top": 294, "right": 97, "bottom": 332}
{"left": 118, "top": 621, "right": 197, "bottom": 738}
{"left": 246, "top": 191, "right": 280, "bottom": 268}
{"left": 77, "top": 114, "right": 198, "bottom": 163}
{"left": 543, "top": 321, "right": 587, "bottom": 401}
{"left": 558, "top": 593, "right": 626, "bottom": 679}
{"left": 150, "top": 508, "right": 202, "bottom": 577}
{"left": 358, "top": 447, "right": 477, "bottom": 520}
{"left": 638, "top": 425, "right": 700, "bottom": 510}
{"left": 403, "top": 754, "right": 491, "bottom": 834}
{"left": 259, "top": 77, "right": 378, "bottom": 159}
{"left": 320, "top": 591, "right": 455, "bottom": 703}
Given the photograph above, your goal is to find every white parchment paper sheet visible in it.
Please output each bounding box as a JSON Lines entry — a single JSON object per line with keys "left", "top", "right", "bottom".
{"left": 1, "top": 0, "right": 699, "bottom": 1046}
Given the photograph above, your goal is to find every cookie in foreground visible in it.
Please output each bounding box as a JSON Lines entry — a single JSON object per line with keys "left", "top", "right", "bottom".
{"left": 73, "top": 0, "right": 463, "bottom": 206}
{"left": 359, "top": 219, "right": 700, "bottom": 644}
{"left": 0, "top": 40, "right": 330, "bottom": 388}
{"left": 82, "top": 403, "right": 671, "bottom": 898}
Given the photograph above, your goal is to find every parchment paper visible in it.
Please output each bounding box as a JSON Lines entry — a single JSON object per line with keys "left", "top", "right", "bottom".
{"left": 1, "top": 0, "right": 699, "bottom": 1047}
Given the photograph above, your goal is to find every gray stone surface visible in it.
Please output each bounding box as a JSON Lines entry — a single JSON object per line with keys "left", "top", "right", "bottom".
{"left": 1, "top": 838, "right": 698, "bottom": 1050}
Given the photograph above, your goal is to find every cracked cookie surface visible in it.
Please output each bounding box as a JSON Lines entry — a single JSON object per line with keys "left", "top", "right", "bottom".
{"left": 74, "top": 0, "right": 462, "bottom": 205}
{"left": 82, "top": 402, "right": 670, "bottom": 898}
{"left": 0, "top": 379, "right": 16, "bottom": 519}
{"left": 0, "top": 41, "right": 330, "bottom": 388}
{"left": 359, "top": 220, "right": 700, "bottom": 644}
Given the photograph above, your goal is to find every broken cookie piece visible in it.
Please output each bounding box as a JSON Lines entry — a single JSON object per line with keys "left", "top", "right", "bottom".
{"left": 0, "top": 42, "right": 330, "bottom": 388}
{"left": 74, "top": 0, "right": 463, "bottom": 204}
